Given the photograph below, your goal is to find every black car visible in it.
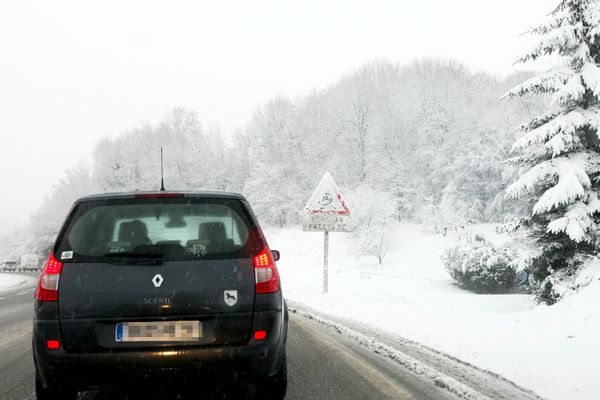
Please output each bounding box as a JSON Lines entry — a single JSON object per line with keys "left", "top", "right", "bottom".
{"left": 32, "top": 191, "right": 288, "bottom": 399}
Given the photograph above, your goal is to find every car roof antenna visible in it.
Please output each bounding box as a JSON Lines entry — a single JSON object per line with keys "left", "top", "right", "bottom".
{"left": 160, "top": 147, "right": 165, "bottom": 191}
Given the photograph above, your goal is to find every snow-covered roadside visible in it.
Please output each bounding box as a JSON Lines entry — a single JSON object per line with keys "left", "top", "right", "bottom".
{"left": 291, "top": 305, "right": 543, "bottom": 400}
{"left": 0, "top": 273, "right": 38, "bottom": 295}
{"left": 266, "top": 224, "right": 600, "bottom": 400}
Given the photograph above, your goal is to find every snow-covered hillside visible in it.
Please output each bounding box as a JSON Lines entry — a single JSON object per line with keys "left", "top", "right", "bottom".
{"left": 266, "top": 224, "right": 600, "bottom": 400}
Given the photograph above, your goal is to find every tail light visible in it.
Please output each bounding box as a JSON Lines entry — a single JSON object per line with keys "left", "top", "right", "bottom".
{"left": 253, "top": 330, "right": 267, "bottom": 340}
{"left": 35, "top": 253, "right": 63, "bottom": 302}
{"left": 253, "top": 247, "right": 280, "bottom": 293}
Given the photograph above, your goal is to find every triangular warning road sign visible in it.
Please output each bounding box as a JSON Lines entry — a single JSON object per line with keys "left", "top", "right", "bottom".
{"left": 303, "top": 172, "right": 350, "bottom": 215}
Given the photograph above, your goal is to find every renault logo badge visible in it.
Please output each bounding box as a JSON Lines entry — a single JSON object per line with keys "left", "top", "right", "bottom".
{"left": 152, "top": 274, "right": 164, "bottom": 288}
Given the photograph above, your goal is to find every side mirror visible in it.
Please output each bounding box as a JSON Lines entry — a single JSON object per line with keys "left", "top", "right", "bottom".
{"left": 271, "top": 250, "right": 280, "bottom": 262}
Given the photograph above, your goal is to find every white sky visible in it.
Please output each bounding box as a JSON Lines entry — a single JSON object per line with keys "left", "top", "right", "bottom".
{"left": 0, "top": 0, "right": 554, "bottom": 233}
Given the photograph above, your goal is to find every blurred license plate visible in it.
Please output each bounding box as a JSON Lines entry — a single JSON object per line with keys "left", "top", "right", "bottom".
{"left": 115, "top": 321, "right": 202, "bottom": 342}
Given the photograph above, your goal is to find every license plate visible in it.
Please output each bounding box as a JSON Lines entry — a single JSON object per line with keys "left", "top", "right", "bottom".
{"left": 115, "top": 321, "right": 202, "bottom": 342}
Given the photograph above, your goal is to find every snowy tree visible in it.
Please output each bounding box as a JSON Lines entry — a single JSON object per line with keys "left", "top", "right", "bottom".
{"left": 92, "top": 108, "right": 230, "bottom": 192}
{"left": 25, "top": 162, "right": 94, "bottom": 256}
{"left": 503, "top": 0, "right": 600, "bottom": 302}
{"left": 347, "top": 184, "right": 396, "bottom": 264}
{"left": 244, "top": 163, "right": 304, "bottom": 227}
{"left": 418, "top": 98, "right": 453, "bottom": 148}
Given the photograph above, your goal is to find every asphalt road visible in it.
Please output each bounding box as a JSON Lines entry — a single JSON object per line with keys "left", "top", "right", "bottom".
{"left": 0, "top": 275, "right": 452, "bottom": 400}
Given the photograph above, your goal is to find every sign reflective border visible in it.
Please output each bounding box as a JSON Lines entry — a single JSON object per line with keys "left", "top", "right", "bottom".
{"left": 302, "top": 172, "right": 352, "bottom": 233}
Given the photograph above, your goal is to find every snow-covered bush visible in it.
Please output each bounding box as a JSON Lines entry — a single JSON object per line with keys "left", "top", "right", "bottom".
{"left": 347, "top": 184, "right": 396, "bottom": 264}
{"left": 442, "top": 235, "right": 516, "bottom": 294}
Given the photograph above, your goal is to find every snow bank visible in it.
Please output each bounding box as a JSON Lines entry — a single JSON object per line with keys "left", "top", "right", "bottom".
{"left": 267, "top": 223, "right": 600, "bottom": 400}
{"left": 0, "top": 273, "right": 38, "bottom": 294}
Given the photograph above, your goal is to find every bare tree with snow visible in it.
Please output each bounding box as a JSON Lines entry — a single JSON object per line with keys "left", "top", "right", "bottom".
{"left": 347, "top": 184, "right": 396, "bottom": 265}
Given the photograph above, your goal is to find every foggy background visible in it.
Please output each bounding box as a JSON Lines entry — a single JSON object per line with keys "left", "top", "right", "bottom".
{"left": 0, "top": 0, "right": 552, "bottom": 233}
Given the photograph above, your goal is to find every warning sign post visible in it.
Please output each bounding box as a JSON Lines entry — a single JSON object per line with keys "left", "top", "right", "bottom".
{"left": 302, "top": 172, "right": 351, "bottom": 294}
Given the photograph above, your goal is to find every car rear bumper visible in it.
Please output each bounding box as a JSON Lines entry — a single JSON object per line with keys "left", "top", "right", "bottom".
{"left": 34, "top": 309, "right": 288, "bottom": 390}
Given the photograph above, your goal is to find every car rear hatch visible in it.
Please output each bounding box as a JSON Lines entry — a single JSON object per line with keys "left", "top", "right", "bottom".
{"left": 53, "top": 194, "right": 263, "bottom": 352}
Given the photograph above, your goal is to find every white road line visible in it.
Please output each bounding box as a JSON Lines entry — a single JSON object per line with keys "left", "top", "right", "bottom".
{"left": 0, "top": 297, "right": 5, "bottom": 301}
{"left": 16, "top": 292, "right": 30, "bottom": 296}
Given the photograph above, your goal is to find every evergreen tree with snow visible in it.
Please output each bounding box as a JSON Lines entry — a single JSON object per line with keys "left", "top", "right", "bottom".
{"left": 504, "top": 0, "right": 600, "bottom": 303}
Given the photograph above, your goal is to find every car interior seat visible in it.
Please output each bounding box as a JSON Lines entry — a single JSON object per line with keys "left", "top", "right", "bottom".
{"left": 199, "top": 222, "right": 233, "bottom": 253}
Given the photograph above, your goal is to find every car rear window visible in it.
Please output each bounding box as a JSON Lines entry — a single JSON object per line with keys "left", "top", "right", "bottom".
{"left": 55, "top": 196, "right": 262, "bottom": 262}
